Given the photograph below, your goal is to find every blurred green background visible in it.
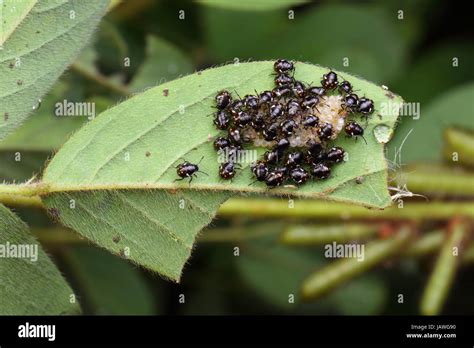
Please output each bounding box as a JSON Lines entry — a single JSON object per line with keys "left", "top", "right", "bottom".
{"left": 1, "top": 0, "right": 473, "bottom": 315}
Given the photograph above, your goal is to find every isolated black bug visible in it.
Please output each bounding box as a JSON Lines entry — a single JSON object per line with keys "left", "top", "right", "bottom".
{"left": 311, "top": 163, "right": 331, "bottom": 179}
{"left": 338, "top": 80, "right": 353, "bottom": 94}
{"left": 318, "top": 123, "right": 334, "bottom": 141}
{"left": 275, "top": 73, "right": 294, "bottom": 86}
{"left": 274, "top": 138, "right": 290, "bottom": 154}
{"left": 258, "top": 90, "right": 274, "bottom": 105}
{"left": 272, "top": 85, "right": 292, "bottom": 98}
{"left": 286, "top": 99, "right": 301, "bottom": 118}
{"left": 321, "top": 71, "right": 338, "bottom": 90}
{"left": 176, "top": 157, "right": 208, "bottom": 183}
{"left": 345, "top": 120, "right": 366, "bottom": 143}
{"left": 228, "top": 127, "right": 242, "bottom": 145}
{"left": 244, "top": 95, "right": 259, "bottom": 110}
{"left": 302, "top": 114, "right": 319, "bottom": 128}
{"left": 233, "top": 111, "right": 252, "bottom": 127}
{"left": 265, "top": 169, "right": 286, "bottom": 187}
{"left": 280, "top": 119, "right": 297, "bottom": 136}
{"left": 273, "top": 59, "right": 294, "bottom": 74}
{"left": 213, "top": 110, "right": 231, "bottom": 130}
{"left": 343, "top": 93, "right": 359, "bottom": 112}
{"left": 269, "top": 102, "right": 285, "bottom": 119}
{"left": 215, "top": 90, "right": 232, "bottom": 110}
{"left": 219, "top": 161, "right": 237, "bottom": 180}
{"left": 251, "top": 161, "right": 269, "bottom": 181}
{"left": 292, "top": 81, "right": 306, "bottom": 98}
{"left": 213, "top": 136, "right": 231, "bottom": 151}
{"left": 263, "top": 149, "right": 280, "bottom": 164}
{"left": 290, "top": 166, "right": 310, "bottom": 185}
{"left": 300, "top": 95, "right": 319, "bottom": 110}
{"left": 326, "top": 146, "right": 345, "bottom": 164}
{"left": 307, "top": 86, "right": 326, "bottom": 97}
{"left": 285, "top": 151, "right": 304, "bottom": 168}
{"left": 358, "top": 97, "right": 374, "bottom": 115}
{"left": 263, "top": 122, "right": 279, "bottom": 141}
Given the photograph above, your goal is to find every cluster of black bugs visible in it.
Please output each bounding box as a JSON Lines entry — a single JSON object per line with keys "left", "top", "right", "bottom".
{"left": 176, "top": 59, "right": 374, "bottom": 187}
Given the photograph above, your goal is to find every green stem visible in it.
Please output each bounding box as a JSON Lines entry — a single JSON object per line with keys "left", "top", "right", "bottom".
{"left": 405, "top": 230, "right": 444, "bottom": 256}
{"left": 198, "top": 225, "right": 280, "bottom": 242}
{"left": 396, "top": 163, "right": 474, "bottom": 196}
{"left": 219, "top": 199, "right": 474, "bottom": 220}
{"left": 420, "top": 219, "right": 471, "bottom": 315}
{"left": 301, "top": 226, "right": 412, "bottom": 301}
{"left": 280, "top": 223, "right": 381, "bottom": 245}
{"left": 443, "top": 127, "right": 474, "bottom": 168}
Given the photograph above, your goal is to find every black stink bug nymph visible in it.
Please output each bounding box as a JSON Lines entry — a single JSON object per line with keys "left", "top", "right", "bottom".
{"left": 326, "top": 146, "right": 346, "bottom": 164}
{"left": 273, "top": 59, "right": 294, "bottom": 74}
{"left": 275, "top": 73, "right": 294, "bottom": 86}
{"left": 176, "top": 157, "right": 208, "bottom": 184}
{"left": 345, "top": 121, "right": 366, "bottom": 143}
{"left": 317, "top": 123, "right": 334, "bottom": 141}
{"left": 358, "top": 97, "right": 375, "bottom": 115}
{"left": 219, "top": 161, "right": 237, "bottom": 180}
{"left": 213, "top": 110, "right": 231, "bottom": 130}
{"left": 215, "top": 90, "right": 232, "bottom": 110}
{"left": 290, "top": 166, "right": 310, "bottom": 185}
{"left": 251, "top": 161, "right": 269, "bottom": 182}
{"left": 213, "top": 136, "right": 231, "bottom": 151}
{"left": 338, "top": 80, "right": 353, "bottom": 94}
{"left": 265, "top": 168, "right": 286, "bottom": 187}
{"left": 311, "top": 163, "right": 331, "bottom": 179}
{"left": 321, "top": 71, "right": 338, "bottom": 90}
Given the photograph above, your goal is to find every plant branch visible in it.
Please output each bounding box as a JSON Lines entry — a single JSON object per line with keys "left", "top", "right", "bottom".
{"left": 70, "top": 63, "right": 132, "bottom": 97}
{"left": 219, "top": 199, "right": 474, "bottom": 220}
{"left": 420, "top": 219, "right": 471, "bottom": 315}
{"left": 301, "top": 226, "right": 412, "bottom": 300}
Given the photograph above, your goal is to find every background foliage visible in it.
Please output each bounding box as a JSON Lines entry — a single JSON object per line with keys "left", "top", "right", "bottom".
{"left": 1, "top": 0, "right": 473, "bottom": 315}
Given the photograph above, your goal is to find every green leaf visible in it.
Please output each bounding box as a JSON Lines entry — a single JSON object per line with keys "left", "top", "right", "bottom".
{"left": 0, "top": 0, "right": 109, "bottom": 141}
{"left": 0, "top": 0, "right": 38, "bottom": 45}
{"left": 0, "top": 203, "right": 80, "bottom": 314}
{"left": 0, "top": 82, "right": 87, "bottom": 152}
{"left": 41, "top": 61, "right": 402, "bottom": 281}
{"left": 388, "top": 83, "right": 474, "bottom": 163}
{"left": 63, "top": 246, "right": 157, "bottom": 315}
{"left": 198, "top": 0, "right": 308, "bottom": 11}
{"left": 130, "top": 36, "right": 193, "bottom": 92}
